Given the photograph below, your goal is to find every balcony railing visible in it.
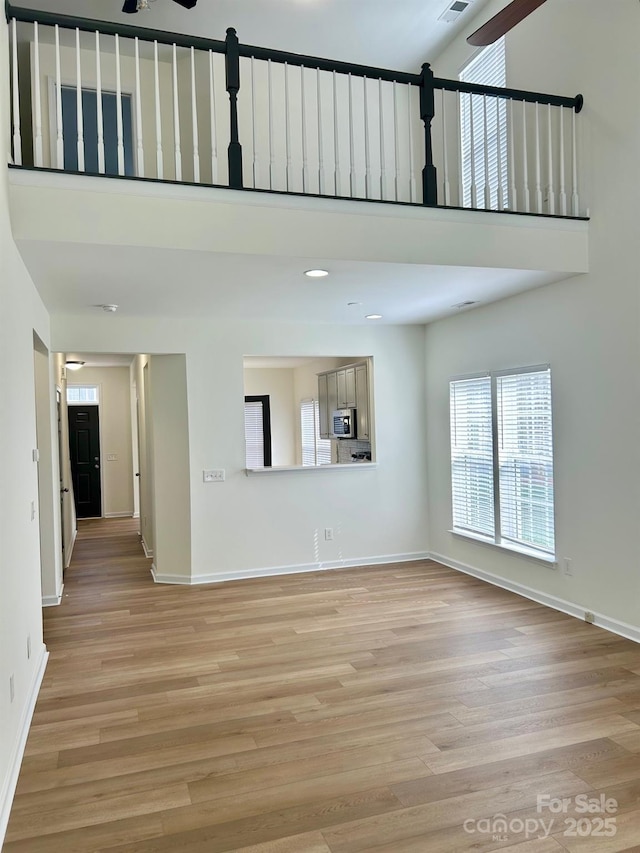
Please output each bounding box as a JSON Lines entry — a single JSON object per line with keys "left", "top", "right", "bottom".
{"left": 7, "top": 5, "right": 585, "bottom": 217}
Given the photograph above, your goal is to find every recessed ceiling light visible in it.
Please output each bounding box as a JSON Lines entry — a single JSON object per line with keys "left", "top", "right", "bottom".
{"left": 304, "top": 269, "right": 329, "bottom": 278}
{"left": 452, "top": 300, "right": 478, "bottom": 309}
{"left": 100, "top": 304, "right": 119, "bottom": 312}
{"left": 365, "top": 314, "right": 383, "bottom": 320}
{"left": 65, "top": 360, "right": 85, "bottom": 371}
{"left": 347, "top": 301, "right": 362, "bottom": 307}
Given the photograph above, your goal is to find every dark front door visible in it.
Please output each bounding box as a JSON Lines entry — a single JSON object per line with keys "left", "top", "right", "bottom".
{"left": 68, "top": 405, "right": 102, "bottom": 518}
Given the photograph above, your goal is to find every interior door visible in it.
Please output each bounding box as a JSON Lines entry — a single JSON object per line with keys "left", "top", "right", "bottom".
{"left": 68, "top": 405, "right": 102, "bottom": 518}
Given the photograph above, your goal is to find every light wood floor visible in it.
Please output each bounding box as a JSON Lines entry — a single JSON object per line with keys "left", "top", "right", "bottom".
{"left": 5, "top": 519, "right": 640, "bottom": 852}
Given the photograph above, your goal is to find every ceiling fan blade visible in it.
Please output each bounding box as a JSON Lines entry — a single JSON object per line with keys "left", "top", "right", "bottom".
{"left": 122, "top": 0, "right": 197, "bottom": 12}
{"left": 467, "top": 0, "right": 548, "bottom": 46}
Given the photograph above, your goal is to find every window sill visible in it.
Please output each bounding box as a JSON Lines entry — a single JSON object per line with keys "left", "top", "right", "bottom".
{"left": 449, "top": 528, "right": 557, "bottom": 566}
{"left": 246, "top": 462, "right": 377, "bottom": 476}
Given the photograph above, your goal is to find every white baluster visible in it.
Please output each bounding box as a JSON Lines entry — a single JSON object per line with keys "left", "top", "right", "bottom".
{"left": 54, "top": 24, "right": 64, "bottom": 169}
{"left": 154, "top": 41, "right": 163, "bottom": 179}
{"left": 364, "top": 77, "right": 371, "bottom": 199}
{"left": 349, "top": 74, "right": 355, "bottom": 197}
{"left": 32, "top": 21, "right": 43, "bottom": 167}
{"left": 11, "top": 19, "right": 21, "bottom": 166}
{"left": 249, "top": 56, "right": 257, "bottom": 187}
{"left": 547, "top": 103, "right": 555, "bottom": 214}
{"left": 522, "top": 100, "right": 530, "bottom": 213}
{"left": 378, "top": 78, "right": 385, "bottom": 200}
{"left": 469, "top": 95, "right": 477, "bottom": 208}
{"left": 408, "top": 84, "right": 416, "bottom": 204}
{"left": 456, "top": 90, "right": 463, "bottom": 207}
{"left": 559, "top": 106, "right": 567, "bottom": 216}
{"left": 115, "top": 34, "right": 125, "bottom": 176}
{"left": 75, "top": 28, "right": 85, "bottom": 172}
{"left": 268, "top": 59, "right": 275, "bottom": 190}
{"left": 317, "top": 68, "right": 325, "bottom": 194}
{"left": 571, "top": 107, "right": 580, "bottom": 216}
{"left": 190, "top": 47, "right": 199, "bottom": 183}
{"left": 482, "top": 95, "right": 491, "bottom": 209}
{"left": 95, "top": 30, "right": 105, "bottom": 174}
{"left": 391, "top": 81, "right": 399, "bottom": 201}
{"left": 534, "top": 101, "right": 543, "bottom": 213}
{"left": 508, "top": 99, "right": 517, "bottom": 211}
{"left": 135, "top": 38, "right": 145, "bottom": 177}
{"left": 441, "top": 89, "right": 450, "bottom": 206}
{"left": 333, "top": 71, "right": 341, "bottom": 195}
{"left": 301, "top": 66, "right": 308, "bottom": 193}
{"left": 209, "top": 50, "right": 218, "bottom": 184}
{"left": 172, "top": 43, "right": 182, "bottom": 181}
{"left": 496, "top": 97, "right": 504, "bottom": 210}
{"left": 285, "top": 63, "right": 291, "bottom": 192}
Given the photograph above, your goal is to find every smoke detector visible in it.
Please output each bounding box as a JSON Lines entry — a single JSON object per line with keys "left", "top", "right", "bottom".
{"left": 439, "top": 0, "right": 472, "bottom": 23}
{"left": 100, "top": 304, "right": 119, "bottom": 313}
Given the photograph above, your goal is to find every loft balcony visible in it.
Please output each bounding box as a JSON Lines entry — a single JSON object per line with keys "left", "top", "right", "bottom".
{"left": 7, "top": 5, "right": 586, "bottom": 218}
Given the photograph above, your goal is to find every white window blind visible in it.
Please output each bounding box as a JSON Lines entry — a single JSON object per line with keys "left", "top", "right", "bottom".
{"left": 300, "top": 399, "right": 332, "bottom": 466}
{"left": 450, "top": 367, "right": 555, "bottom": 559}
{"left": 244, "top": 400, "right": 265, "bottom": 468}
{"left": 497, "top": 369, "right": 554, "bottom": 554}
{"left": 450, "top": 376, "right": 494, "bottom": 537}
{"left": 460, "top": 37, "right": 508, "bottom": 210}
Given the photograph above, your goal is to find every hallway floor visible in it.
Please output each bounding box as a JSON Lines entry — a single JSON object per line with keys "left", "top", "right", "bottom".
{"left": 5, "top": 518, "right": 640, "bottom": 851}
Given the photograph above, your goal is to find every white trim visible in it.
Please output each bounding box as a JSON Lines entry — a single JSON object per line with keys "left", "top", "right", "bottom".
{"left": 151, "top": 551, "right": 431, "bottom": 586}
{"left": 133, "top": 511, "right": 140, "bottom": 519}
{"left": 65, "top": 525, "right": 77, "bottom": 568}
{"left": 42, "top": 584, "right": 64, "bottom": 607}
{"left": 0, "top": 644, "right": 48, "bottom": 847}
{"left": 246, "top": 462, "right": 377, "bottom": 475}
{"left": 141, "top": 536, "right": 153, "bottom": 558}
{"left": 449, "top": 529, "right": 556, "bottom": 566}
{"left": 430, "top": 551, "right": 640, "bottom": 645}
{"left": 104, "top": 511, "right": 134, "bottom": 518}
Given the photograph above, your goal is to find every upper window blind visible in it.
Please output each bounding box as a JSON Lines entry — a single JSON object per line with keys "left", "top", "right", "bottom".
{"left": 244, "top": 399, "right": 265, "bottom": 468}
{"left": 460, "top": 37, "right": 508, "bottom": 210}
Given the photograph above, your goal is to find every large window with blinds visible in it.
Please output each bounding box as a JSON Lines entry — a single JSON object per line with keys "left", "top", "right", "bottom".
{"left": 300, "top": 399, "right": 332, "bottom": 466}
{"left": 460, "top": 37, "right": 508, "bottom": 210}
{"left": 450, "top": 366, "right": 555, "bottom": 559}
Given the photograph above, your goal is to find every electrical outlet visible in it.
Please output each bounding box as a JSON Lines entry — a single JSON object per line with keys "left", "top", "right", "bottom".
{"left": 27, "top": 635, "right": 31, "bottom": 660}
{"left": 203, "top": 469, "right": 225, "bottom": 483}
{"left": 584, "top": 611, "right": 595, "bottom": 624}
{"left": 9, "top": 674, "right": 14, "bottom": 703}
{"left": 324, "top": 527, "right": 334, "bottom": 541}
{"left": 563, "top": 557, "right": 573, "bottom": 576}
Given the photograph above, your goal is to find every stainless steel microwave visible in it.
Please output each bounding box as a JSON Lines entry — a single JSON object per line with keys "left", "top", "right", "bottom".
{"left": 331, "top": 408, "right": 357, "bottom": 439}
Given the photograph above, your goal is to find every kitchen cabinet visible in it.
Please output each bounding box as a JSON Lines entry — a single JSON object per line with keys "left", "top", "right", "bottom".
{"left": 318, "top": 361, "right": 369, "bottom": 440}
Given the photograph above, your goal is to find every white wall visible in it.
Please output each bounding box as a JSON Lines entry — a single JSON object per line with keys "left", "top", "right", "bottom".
{"left": 51, "top": 317, "right": 429, "bottom": 582}
{"left": 243, "top": 367, "right": 296, "bottom": 467}
{"left": 132, "top": 354, "right": 154, "bottom": 555}
{"left": 69, "top": 365, "right": 134, "bottom": 517}
{"left": 0, "top": 14, "right": 51, "bottom": 843}
{"left": 425, "top": 0, "right": 640, "bottom": 631}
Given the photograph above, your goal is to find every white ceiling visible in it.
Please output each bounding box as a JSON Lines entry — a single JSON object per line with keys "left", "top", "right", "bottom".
{"left": 65, "top": 353, "right": 136, "bottom": 367}
{"left": 18, "top": 0, "right": 494, "bottom": 72}
{"left": 16, "top": 240, "right": 563, "bottom": 325}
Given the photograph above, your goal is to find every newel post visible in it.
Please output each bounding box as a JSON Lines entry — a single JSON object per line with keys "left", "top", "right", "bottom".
{"left": 225, "top": 27, "right": 243, "bottom": 189}
{"left": 419, "top": 62, "right": 437, "bottom": 206}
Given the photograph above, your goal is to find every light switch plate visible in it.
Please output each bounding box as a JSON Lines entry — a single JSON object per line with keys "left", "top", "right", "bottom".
{"left": 203, "top": 469, "right": 225, "bottom": 482}
{"left": 107, "top": 454, "right": 118, "bottom": 462}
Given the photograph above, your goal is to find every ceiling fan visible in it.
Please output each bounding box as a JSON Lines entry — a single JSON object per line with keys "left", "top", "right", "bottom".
{"left": 122, "top": 0, "right": 197, "bottom": 13}
{"left": 467, "top": 0, "right": 547, "bottom": 46}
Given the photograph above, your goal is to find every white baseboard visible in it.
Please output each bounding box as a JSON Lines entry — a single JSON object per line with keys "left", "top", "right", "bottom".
{"left": 141, "top": 537, "right": 153, "bottom": 558}
{"left": 152, "top": 551, "right": 431, "bottom": 586}
{"left": 42, "top": 583, "right": 64, "bottom": 607}
{"left": 0, "top": 644, "right": 48, "bottom": 847}
{"left": 429, "top": 551, "right": 640, "bottom": 645}
{"left": 104, "top": 512, "right": 134, "bottom": 518}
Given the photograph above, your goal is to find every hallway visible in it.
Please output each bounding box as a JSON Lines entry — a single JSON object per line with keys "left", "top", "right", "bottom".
{"left": 5, "top": 520, "right": 640, "bottom": 851}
